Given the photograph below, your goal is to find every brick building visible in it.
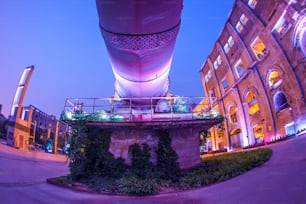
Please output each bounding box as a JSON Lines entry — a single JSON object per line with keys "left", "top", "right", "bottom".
{"left": 200, "top": 0, "right": 306, "bottom": 151}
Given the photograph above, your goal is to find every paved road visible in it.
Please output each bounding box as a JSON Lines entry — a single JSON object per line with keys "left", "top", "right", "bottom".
{"left": 0, "top": 134, "right": 305, "bottom": 204}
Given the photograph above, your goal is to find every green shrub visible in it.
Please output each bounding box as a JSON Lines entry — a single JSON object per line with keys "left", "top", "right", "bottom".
{"left": 116, "top": 175, "right": 159, "bottom": 196}
{"left": 179, "top": 148, "right": 272, "bottom": 190}
{"left": 55, "top": 176, "right": 68, "bottom": 184}
{"left": 65, "top": 120, "right": 272, "bottom": 195}
{"left": 68, "top": 123, "right": 126, "bottom": 180}
{"left": 128, "top": 143, "right": 155, "bottom": 179}
{"left": 155, "top": 130, "right": 181, "bottom": 181}
{"left": 68, "top": 121, "right": 89, "bottom": 180}
{"left": 81, "top": 176, "right": 117, "bottom": 192}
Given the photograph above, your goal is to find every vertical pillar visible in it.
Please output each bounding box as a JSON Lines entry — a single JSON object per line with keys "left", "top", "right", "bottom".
{"left": 27, "top": 107, "right": 34, "bottom": 146}
{"left": 54, "top": 121, "right": 59, "bottom": 154}
{"left": 47, "top": 123, "right": 52, "bottom": 139}
{"left": 7, "top": 66, "right": 34, "bottom": 148}
{"left": 33, "top": 121, "right": 37, "bottom": 144}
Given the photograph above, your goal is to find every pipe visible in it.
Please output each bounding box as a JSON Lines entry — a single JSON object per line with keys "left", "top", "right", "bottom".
{"left": 96, "top": 0, "right": 183, "bottom": 99}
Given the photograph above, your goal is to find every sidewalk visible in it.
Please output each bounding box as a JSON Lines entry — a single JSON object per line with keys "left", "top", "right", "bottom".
{"left": 0, "top": 139, "right": 67, "bottom": 163}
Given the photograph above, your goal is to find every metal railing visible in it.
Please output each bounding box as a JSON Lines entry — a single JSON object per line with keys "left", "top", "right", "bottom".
{"left": 62, "top": 96, "right": 221, "bottom": 122}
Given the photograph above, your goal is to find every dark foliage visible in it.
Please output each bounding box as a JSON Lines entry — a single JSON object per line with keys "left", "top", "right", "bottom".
{"left": 0, "top": 119, "right": 8, "bottom": 139}
{"left": 179, "top": 148, "right": 272, "bottom": 189}
{"left": 128, "top": 143, "right": 154, "bottom": 179}
{"left": 68, "top": 121, "right": 125, "bottom": 180}
{"left": 116, "top": 175, "right": 159, "bottom": 196}
{"left": 155, "top": 130, "right": 181, "bottom": 181}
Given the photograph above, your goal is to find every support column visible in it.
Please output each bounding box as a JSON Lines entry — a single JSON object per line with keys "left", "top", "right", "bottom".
{"left": 54, "top": 121, "right": 59, "bottom": 154}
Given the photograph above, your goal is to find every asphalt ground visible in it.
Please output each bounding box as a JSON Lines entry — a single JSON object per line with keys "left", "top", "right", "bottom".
{"left": 0, "top": 134, "right": 305, "bottom": 204}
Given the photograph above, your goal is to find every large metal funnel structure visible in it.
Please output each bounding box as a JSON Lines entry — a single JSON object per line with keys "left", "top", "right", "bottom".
{"left": 96, "top": 0, "right": 183, "bottom": 99}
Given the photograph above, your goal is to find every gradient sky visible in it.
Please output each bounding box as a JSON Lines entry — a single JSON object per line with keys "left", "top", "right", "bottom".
{"left": 0, "top": 0, "right": 234, "bottom": 118}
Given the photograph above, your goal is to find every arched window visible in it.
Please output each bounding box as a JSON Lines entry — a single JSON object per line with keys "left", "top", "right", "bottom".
{"left": 253, "top": 124, "right": 264, "bottom": 144}
{"left": 294, "top": 16, "right": 306, "bottom": 57}
{"left": 229, "top": 106, "right": 238, "bottom": 124}
{"left": 268, "top": 71, "right": 282, "bottom": 89}
{"left": 298, "top": 18, "right": 306, "bottom": 57}
{"left": 273, "top": 92, "right": 289, "bottom": 113}
{"left": 246, "top": 91, "right": 260, "bottom": 115}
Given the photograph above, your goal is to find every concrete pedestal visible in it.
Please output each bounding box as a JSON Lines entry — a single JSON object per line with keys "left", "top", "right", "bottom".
{"left": 87, "top": 118, "right": 221, "bottom": 169}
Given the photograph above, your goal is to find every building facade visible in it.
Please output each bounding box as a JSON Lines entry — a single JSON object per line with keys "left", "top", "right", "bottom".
{"left": 200, "top": 0, "right": 306, "bottom": 151}
{"left": 0, "top": 104, "right": 8, "bottom": 139}
{"left": 7, "top": 105, "right": 68, "bottom": 152}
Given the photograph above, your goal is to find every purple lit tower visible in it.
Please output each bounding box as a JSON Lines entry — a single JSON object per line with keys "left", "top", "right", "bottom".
{"left": 96, "top": 0, "right": 182, "bottom": 99}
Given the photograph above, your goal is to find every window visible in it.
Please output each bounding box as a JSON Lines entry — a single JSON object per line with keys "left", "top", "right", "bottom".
{"left": 224, "top": 36, "right": 234, "bottom": 54}
{"left": 275, "top": 20, "right": 291, "bottom": 37}
{"left": 209, "top": 87, "right": 216, "bottom": 98}
{"left": 229, "top": 106, "right": 238, "bottom": 124}
{"left": 253, "top": 124, "right": 264, "bottom": 144}
{"left": 204, "top": 75, "right": 209, "bottom": 83}
{"left": 234, "top": 59, "right": 246, "bottom": 78}
{"left": 268, "top": 71, "right": 282, "bottom": 89}
{"left": 213, "top": 60, "right": 218, "bottom": 69}
{"left": 285, "top": 122, "right": 295, "bottom": 135}
{"left": 213, "top": 55, "right": 222, "bottom": 70}
{"left": 221, "top": 79, "right": 230, "bottom": 92}
{"left": 217, "top": 55, "right": 222, "bottom": 65}
{"left": 236, "top": 22, "right": 244, "bottom": 33}
{"left": 250, "top": 37, "right": 268, "bottom": 60}
{"left": 224, "top": 43, "right": 230, "bottom": 53}
{"left": 228, "top": 36, "right": 234, "bottom": 47}
{"left": 248, "top": 0, "right": 257, "bottom": 9}
{"left": 209, "top": 88, "right": 217, "bottom": 107}
{"left": 205, "top": 70, "right": 212, "bottom": 82}
{"left": 240, "top": 13, "right": 249, "bottom": 25}
{"left": 299, "top": 25, "right": 306, "bottom": 57}
{"left": 246, "top": 91, "right": 260, "bottom": 115}
{"left": 273, "top": 92, "right": 289, "bottom": 113}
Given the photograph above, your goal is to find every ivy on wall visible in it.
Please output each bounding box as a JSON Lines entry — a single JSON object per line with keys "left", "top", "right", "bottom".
{"left": 68, "top": 121, "right": 125, "bottom": 180}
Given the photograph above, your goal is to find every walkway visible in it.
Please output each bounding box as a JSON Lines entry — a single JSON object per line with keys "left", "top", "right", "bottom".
{"left": 0, "top": 134, "right": 305, "bottom": 204}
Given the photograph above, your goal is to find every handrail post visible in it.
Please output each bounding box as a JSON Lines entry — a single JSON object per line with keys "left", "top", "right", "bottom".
{"left": 129, "top": 98, "right": 132, "bottom": 121}
{"left": 151, "top": 97, "right": 153, "bottom": 121}
{"left": 93, "top": 98, "right": 96, "bottom": 114}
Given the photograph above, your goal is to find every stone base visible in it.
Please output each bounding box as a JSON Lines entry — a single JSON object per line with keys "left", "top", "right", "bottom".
{"left": 87, "top": 118, "right": 221, "bottom": 169}
{"left": 109, "top": 128, "right": 200, "bottom": 169}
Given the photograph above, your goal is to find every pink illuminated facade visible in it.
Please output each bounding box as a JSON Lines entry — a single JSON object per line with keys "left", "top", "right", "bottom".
{"left": 96, "top": 0, "right": 183, "bottom": 99}
{"left": 200, "top": 0, "right": 306, "bottom": 151}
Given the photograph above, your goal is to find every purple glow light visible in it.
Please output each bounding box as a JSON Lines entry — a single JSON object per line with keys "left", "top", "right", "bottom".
{"left": 96, "top": 0, "right": 183, "bottom": 100}
{"left": 112, "top": 57, "right": 172, "bottom": 97}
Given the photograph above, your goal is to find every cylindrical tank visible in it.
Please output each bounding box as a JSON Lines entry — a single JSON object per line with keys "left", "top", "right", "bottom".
{"left": 96, "top": 0, "right": 183, "bottom": 99}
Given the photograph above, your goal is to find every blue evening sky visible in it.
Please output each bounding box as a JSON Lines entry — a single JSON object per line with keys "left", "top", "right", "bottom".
{"left": 0, "top": 0, "right": 234, "bottom": 118}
